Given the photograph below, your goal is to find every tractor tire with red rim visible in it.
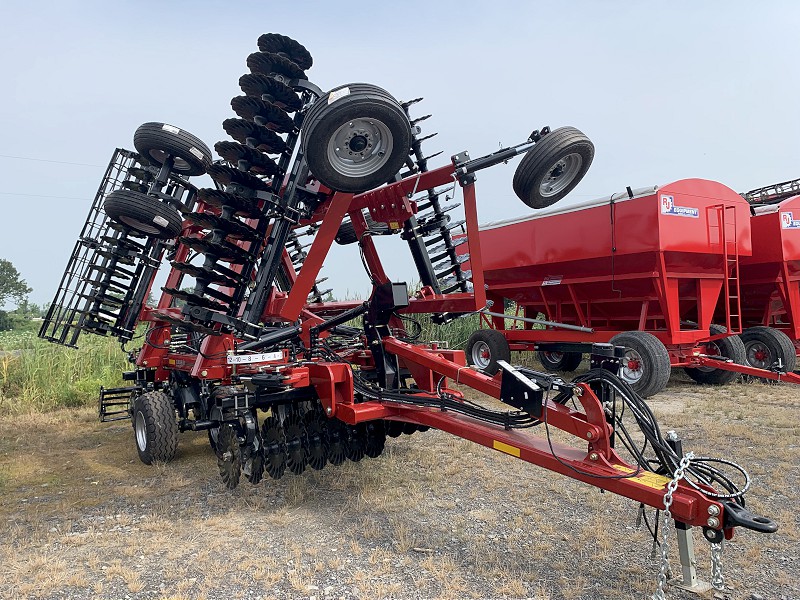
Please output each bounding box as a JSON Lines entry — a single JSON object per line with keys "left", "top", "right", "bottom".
{"left": 536, "top": 350, "right": 583, "bottom": 372}
{"left": 104, "top": 189, "right": 183, "bottom": 239}
{"left": 133, "top": 122, "right": 213, "bottom": 176}
{"left": 466, "top": 329, "right": 511, "bottom": 376}
{"left": 513, "top": 126, "right": 594, "bottom": 209}
{"left": 609, "top": 331, "right": 671, "bottom": 398}
{"left": 301, "top": 83, "right": 412, "bottom": 193}
{"left": 684, "top": 324, "right": 746, "bottom": 385}
{"left": 740, "top": 326, "right": 797, "bottom": 373}
{"left": 133, "top": 391, "right": 179, "bottom": 465}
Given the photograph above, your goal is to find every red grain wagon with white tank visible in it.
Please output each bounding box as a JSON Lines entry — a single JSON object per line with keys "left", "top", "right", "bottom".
{"left": 467, "top": 178, "right": 753, "bottom": 397}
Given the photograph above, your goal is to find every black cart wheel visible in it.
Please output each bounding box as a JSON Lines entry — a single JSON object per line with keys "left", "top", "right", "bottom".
{"left": 133, "top": 122, "right": 212, "bottom": 176}
{"left": 740, "top": 326, "right": 797, "bottom": 373}
{"left": 684, "top": 325, "right": 747, "bottom": 385}
{"left": 301, "top": 83, "right": 412, "bottom": 193}
{"left": 609, "top": 331, "right": 671, "bottom": 397}
{"left": 536, "top": 350, "right": 583, "bottom": 372}
{"left": 513, "top": 127, "right": 594, "bottom": 209}
{"left": 466, "top": 329, "right": 511, "bottom": 376}
{"left": 104, "top": 189, "right": 183, "bottom": 239}
{"left": 133, "top": 391, "right": 178, "bottom": 465}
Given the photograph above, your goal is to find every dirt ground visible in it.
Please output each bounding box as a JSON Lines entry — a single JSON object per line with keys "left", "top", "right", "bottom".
{"left": 0, "top": 372, "right": 797, "bottom": 600}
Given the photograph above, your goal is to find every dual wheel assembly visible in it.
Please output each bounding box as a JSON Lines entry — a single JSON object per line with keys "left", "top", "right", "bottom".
{"left": 103, "top": 122, "right": 212, "bottom": 239}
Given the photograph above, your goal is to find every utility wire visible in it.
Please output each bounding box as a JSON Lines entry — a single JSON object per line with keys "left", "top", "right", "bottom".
{"left": 0, "top": 153, "right": 104, "bottom": 168}
{"left": 0, "top": 191, "right": 88, "bottom": 200}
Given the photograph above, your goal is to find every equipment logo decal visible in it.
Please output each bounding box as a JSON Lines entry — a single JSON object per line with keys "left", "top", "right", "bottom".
{"left": 660, "top": 195, "right": 699, "bottom": 218}
{"left": 781, "top": 211, "right": 800, "bottom": 229}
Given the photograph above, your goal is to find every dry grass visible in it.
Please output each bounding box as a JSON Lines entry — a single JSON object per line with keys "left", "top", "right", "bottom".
{"left": 0, "top": 373, "right": 798, "bottom": 599}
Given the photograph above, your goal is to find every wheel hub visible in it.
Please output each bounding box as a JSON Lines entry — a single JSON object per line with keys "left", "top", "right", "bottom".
{"left": 347, "top": 133, "right": 368, "bottom": 153}
{"left": 746, "top": 341, "right": 772, "bottom": 369}
{"left": 328, "top": 118, "right": 393, "bottom": 176}
{"left": 539, "top": 153, "right": 584, "bottom": 198}
{"left": 471, "top": 341, "right": 491, "bottom": 369}
{"left": 619, "top": 350, "right": 645, "bottom": 383}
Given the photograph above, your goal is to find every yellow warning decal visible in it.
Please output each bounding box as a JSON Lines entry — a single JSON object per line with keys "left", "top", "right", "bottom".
{"left": 613, "top": 465, "right": 671, "bottom": 490}
{"left": 493, "top": 440, "right": 521, "bottom": 457}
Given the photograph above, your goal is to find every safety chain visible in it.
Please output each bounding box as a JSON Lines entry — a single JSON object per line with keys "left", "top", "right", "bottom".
{"left": 711, "top": 541, "right": 725, "bottom": 590}
{"left": 652, "top": 451, "right": 694, "bottom": 600}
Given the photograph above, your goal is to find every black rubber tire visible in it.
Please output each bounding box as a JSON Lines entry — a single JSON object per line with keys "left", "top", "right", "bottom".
{"left": 301, "top": 83, "right": 412, "bottom": 193}
{"left": 335, "top": 210, "right": 390, "bottom": 244}
{"left": 684, "top": 325, "right": 747, "bottom": 385}
{"left": 104, "top": 189, "right": 183, "bottom": 239}
{"left": 513, "top": 126, "right": 594, "bottom": 209}
{"left": 133, "top": 122, "right": 212, "bottom": 176}
{"left": 466, "top": 329, "right": 511, "bottom": 376}
{"left": 609, "top": 331, "right": 671, "bottom": 398}
{"left": 133, "top": 391, "right": 178, "bottom": 465}
{"left": 536, "top": 350, "right": 583, "bottom": 372}
{"left": 740, "top": 326, "right": 797, "bottom": 373}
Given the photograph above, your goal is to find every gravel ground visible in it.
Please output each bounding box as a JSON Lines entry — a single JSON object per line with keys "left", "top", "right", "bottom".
{"left": 0, "top": 372, "right": 797, "bottom": 600}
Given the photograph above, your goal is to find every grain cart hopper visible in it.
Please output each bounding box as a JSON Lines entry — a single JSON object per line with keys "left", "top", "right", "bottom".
{"left": 735, "top": 179, "right": 800, "bottom": 371}
{"left": 468, "top": 179, "right": 800, "bottom": 395}
{"left": 38, "top": 33, "right": 776, "bottom": 596}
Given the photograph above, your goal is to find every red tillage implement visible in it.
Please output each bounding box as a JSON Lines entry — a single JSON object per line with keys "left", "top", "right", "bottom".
{"left": 471, "top": 178, "right": 800, "bottom": 396}
{"left": 37, "top": 32, "right": 777, "bottom": 594}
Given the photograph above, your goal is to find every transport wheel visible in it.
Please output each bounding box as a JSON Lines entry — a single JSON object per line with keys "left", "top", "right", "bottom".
{"left": 536, "top": 350, "right": 583, "bottom": 372}
{"left": 133, "top": 391, "right": 178, "bottom": 465}
{"left": 513, "top": 126, "right": 594, "bottom": 209}
{"left": 104, "top": 189, "right": 183, "bottom": 239}
{"left": 216, "top": 423, "right": 242, "bottom": 490}
{"left": 684, "top": 325, "right": 747, "bottom": 385}
{"left": 133, "top": 122, "right": 213, "bottom": 176}
{"left": 301, "top": 83, "right": 412, "bottom": 193}
{"left": 609, "top": 331, "right": 671, "bottom": 398}
{"left": 466, "top": 329, "right": 511, "bottom": 376}
{"left": 740, "top": 326, "right": 797, "bottom": 373}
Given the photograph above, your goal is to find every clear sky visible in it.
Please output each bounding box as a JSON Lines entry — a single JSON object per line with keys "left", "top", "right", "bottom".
{"left": 2, "top": 1, "right": 798, "bottom": 306}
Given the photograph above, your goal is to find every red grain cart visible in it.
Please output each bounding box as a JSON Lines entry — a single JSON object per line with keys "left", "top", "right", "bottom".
{"left": 738, "top": 194, "right": 800, "bottom": 371}
{"left": 468, "top": 178, "right": 752, "bottom": 396}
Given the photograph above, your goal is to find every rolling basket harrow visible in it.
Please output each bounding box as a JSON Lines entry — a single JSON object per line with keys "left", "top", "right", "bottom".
{"left": 39, "top": 33, "right": 776, "bottom": 595}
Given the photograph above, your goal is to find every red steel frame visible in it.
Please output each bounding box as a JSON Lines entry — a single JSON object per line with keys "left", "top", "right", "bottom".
{"left": 128, "top": 165, "right": 771, "bottom": 542}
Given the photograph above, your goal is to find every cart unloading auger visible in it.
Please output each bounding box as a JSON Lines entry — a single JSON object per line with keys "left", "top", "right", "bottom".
{"left": 39, "top": 32, "right": 776, "bottom": 596}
